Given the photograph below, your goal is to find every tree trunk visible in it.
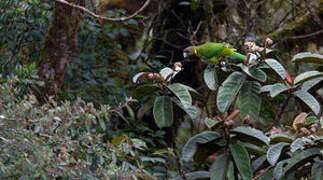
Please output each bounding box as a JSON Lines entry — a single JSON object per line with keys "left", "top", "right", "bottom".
{"left": 35, "top": 0, "right": 84, "bottom": 102}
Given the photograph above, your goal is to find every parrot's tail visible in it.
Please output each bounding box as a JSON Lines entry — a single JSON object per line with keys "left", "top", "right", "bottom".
{"left": 229, "top": 52, "right": 246, "bottom": 61}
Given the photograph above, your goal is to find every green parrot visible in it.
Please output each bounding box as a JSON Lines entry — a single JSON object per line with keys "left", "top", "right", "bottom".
{"left": 183, "top": 42, "right": 246, "bottom": 63}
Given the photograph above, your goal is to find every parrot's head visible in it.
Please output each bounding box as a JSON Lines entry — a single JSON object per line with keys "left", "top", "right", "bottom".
{"left": 183, "top": 46, "right": 196, "bottom": 58}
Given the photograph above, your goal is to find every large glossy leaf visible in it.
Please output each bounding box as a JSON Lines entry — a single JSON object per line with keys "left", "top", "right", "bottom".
{"left": 160, "top": 67, "right": 174, "bottom": 81}
{"left": 270, "top": 83, "right": 291, "bottom": 98}
{"left": 294, "top": 71, "right": 323, "bottom": 85}
{"left": 210, "top": 153, "right": 230, "bottom": 180}
{"left": 292, "top": 52, "right": 323, "bottom": 64}
{"left": 132, "top": 72, "right": 148, "bottom": 83}
{"left": 168, "top": 83, "right": 192, "bottom": 108}
{"left": 267, "top": 142, "right": 289, "bottom": 166}
{"left": 204, "top": 67, "right": 217, "bottom": 90}
{"left": 239, "top": 81, "right": 262, "bottom": 123}
{"left": 269, "top": 134, "right": 293, "bottom": 144}
{"left": 283, "top": 148, "right": 321, "bottom": 178}
{"left": 227, "top": 161, "right": 235, "bottom": 180}
{"left": 230, "top": 144, "right": 253, "bottom": 180}
{"left": 290, "top": 138, "right": 306, "bottom": 152}
{"left": 217, "top": 72, "right": 246, "bottom": 113}
{"left": 239, "top": 64, "right": 267, "bottom": 82}
{"left": 153, "top": 96, "right": 173, "bottom": 128}
{"left": 311, "top": 161, "right": 323, "bottom": 180}
{"left": 301, "top": 76, "right": 323, "bottom": 91}
{"left": 294, "top": 90, "right": 320, "bottom": 115}
{"left": 180, "top": 84, "right": 199, "bottom": 95}
{"left": 237, "top": 141, "right": 266, "bottom": 156}
{"left": 273, "top": 159, "right": 290, "bottom": 180}
{"left": 170, "top": 171, "right": 210, "bottom": 180}
{"left": 131, "top": 84, "right": 158, "bottom": 100}
{"left": 204, "top": 118, "right": 219, "bottom": 129}
{"left": 182, "top": 131, "right": 221, "bottom": 162}
{"left": 252, "top": 155, "right": 267, "bottom": 172}
{"left": 258, "top": 168, "right": 274, "bottom": 180}
{"left": 260, "top": 85, "right": 273, "bottom": 93}
{"left": 172, "top": 98, "right": 198, "bottom": 120}
{"left": 231, "top": 126, "right": 269, "bottom": 146}
{"left": 265, "top": 58, "right": 287, "bottom": 80}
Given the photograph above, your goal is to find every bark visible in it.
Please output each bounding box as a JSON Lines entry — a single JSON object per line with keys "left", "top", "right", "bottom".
{"left": 35, "top": 0, "right": 84, "bottom": 102}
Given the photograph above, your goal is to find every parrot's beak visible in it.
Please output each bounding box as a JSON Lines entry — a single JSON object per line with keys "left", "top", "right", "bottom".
{"left": 183, "top": 52, "right": 188, "bottom": 58}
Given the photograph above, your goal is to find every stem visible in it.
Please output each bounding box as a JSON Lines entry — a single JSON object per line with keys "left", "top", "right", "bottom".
{"left": 278, "top": 94, "right": 292, "bottom": 122}
{"left": 173, "top": 128, "right": 187, "bottom": 180}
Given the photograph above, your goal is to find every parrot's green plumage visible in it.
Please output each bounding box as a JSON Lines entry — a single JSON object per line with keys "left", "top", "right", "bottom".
{"left": 183, "top": 42, "right": 246, "bottom": 63}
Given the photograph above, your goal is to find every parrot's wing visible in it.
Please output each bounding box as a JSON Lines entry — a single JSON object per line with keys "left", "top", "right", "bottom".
{"left": 196, "top": 43, "right": 224, "bottom": 59}
{"left": 209, "top": 57, "right": 219, "bottom": 64}
{"left": 221, "top": 46, "right": 234, "bottom": 56}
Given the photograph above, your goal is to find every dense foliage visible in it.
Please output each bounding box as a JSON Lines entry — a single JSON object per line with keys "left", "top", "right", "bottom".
{"left": 0, "top": 0, "right": 322, "bottom": 179}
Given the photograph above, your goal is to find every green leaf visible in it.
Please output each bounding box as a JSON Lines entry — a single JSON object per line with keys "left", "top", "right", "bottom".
{"left": 265, "top": 58, "right": 287, "bottom": 80}
{"left": 305, "top": 116, "right": 318, "bottom": 124}
{"left": 267, "top": 142, "right": 289, "bottom": 166}
{"left": 210, "top": 153, "right": 230, "bottom": 180}
{"left": 260, "top": 85, "right": 273, "bottom": 93}
{"left": 140, "top": 156, "right": 166, "bottom": 163}
{"left": 294, "top": 71, "right": 323, "bottom": 85}
{"left": 270, "top": 83, "right": 291, "bottom": 98}
{"left": 237, "top": 141, "right": 266, "bottom": 156}
{"left": 270, "top": 134, "right": 294, "bottom": 144}
{"left": 301, "top": 76, "right": 323, "bottom": 91}
{"left": 160, "top": 67, "right": 175, "bottom": 81}
{"left": 153, "top": 96, "right": 173, "bottom": 128}
{"left": 204, "top": 67, "right": 218, "bottom": 90}
{"left": 283, "top": 148, "right": 321, "bottom": 178}
{"left": 132, "top": 72, "right": 148, "bottom": 83}
{"left": 178, "top": 1, "right": 191, "bottom": 6}
{"left": 204, "top": 118, "right": 219, "bottom": 128}
{"left": 180, "top": 84, "right": 199, "bottom": 94}
{"left": 292, "top": 52, "right": 323, "bottom": 64}
{"left": 239, "top": 64, "right": 267, "bottom": 82}
{"left": 252, "top": 155, "right": 267, "bottom": 172}
{"left": 290, "top": 138, "right": 306, "bottom": 152}
{"left": 273, "top": 159, "right": 290, "bottom": 180}
{"left": 239, "top": 81, "right": 262, "bottom": 123}
{"left": 168, "top": 83, "right": 192, "bottom": 109}
{"left": 98, "top": 118, "right": 106, "bottom": 131}
{"left": 294, "top": 90, "right": 320, "bottom": 115}
{"left": 231, "top": 126, "right": 269, "bottom": 146}
{"left": 170, "top": 171, "right": 210, "bottom": 180}
{"left": 217, "top": 72, "right": 246, "bottom": 113}
{"left": 258, "top": 168, "right": 274, "bottom": 180}
{"left": 172, "top": 98, "right": 198, "bottom": 120}
{"left": 230, "top": 144, "right": 253, "bottom": 180}
{"left": 131, "top": 84, "right": 158, "bottom": 100}
{"left": 182, "top": 131, "right": 221, "bottom": 162}
{"left": 311, "top": 161, "right": 323, "bottom": 180}
{"left": 227, "top": 161, "right": 235, "bottom": 180}
{"left": 132, "top": 138, "right": 147, "bottom": 150}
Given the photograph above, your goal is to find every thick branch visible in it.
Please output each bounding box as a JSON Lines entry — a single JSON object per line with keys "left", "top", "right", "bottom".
{"left": 54, "top": 0, "right": 150, "bottom": 22}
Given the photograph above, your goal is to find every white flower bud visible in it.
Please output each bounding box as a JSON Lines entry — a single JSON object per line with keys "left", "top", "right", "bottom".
{"left": 265, "top": 38, "right": 273, "bottom": 46}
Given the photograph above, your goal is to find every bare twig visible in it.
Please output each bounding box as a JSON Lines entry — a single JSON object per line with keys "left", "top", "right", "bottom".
{"left": 54, "top": 0, "right": 151, "bottom": 22}
{"left": 284, "top": 29, "right": 323, "bottom": 40}
{"left": 174, "top": 144, "right": 187, "bottom": 180}
{"left": 278, "top": 94, "right": 292, "bottom": 122}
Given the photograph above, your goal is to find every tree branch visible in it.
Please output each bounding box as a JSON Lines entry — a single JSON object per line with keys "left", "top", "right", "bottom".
{"left": 54, "top": 0, "right": 151, "bottom": 22}
{"left": 284, "top": 29, "right": 323, "bottom": 40}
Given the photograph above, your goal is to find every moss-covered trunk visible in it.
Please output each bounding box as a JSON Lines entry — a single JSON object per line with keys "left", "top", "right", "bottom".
{"left": 36, "top": 0, "right": 84, "bottom": 102}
